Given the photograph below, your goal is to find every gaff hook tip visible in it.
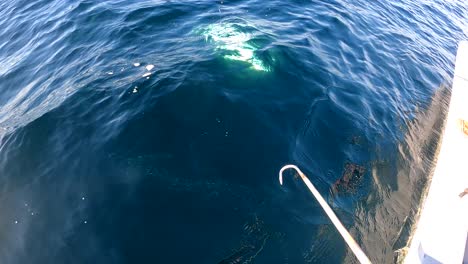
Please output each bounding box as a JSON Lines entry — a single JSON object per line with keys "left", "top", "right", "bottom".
{"left": 279, "top": 164, "right": 302, "bottom": 186}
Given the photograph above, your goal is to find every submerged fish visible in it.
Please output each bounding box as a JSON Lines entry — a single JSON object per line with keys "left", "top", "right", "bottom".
{"left": 197, "top": 21, "right": 270, "bottom": 72}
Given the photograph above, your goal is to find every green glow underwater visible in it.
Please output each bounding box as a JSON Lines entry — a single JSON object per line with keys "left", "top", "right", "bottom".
{"left": 200, "top": 22, "right": 270, "bottom": 72}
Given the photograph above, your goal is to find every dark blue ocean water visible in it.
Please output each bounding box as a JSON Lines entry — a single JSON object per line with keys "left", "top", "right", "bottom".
{"left": 0, "top": 0, "right": 467, "bottom": 263}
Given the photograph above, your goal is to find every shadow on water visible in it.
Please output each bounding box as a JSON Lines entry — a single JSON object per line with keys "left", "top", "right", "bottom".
{"left": 342, "top": 84, "right": 452, "bottom": 263}
{"left": 392, "top": 84, "right": 452, "bottom": 262}
{"left": 276, "top": 84, "right": 452, "bottom": 264}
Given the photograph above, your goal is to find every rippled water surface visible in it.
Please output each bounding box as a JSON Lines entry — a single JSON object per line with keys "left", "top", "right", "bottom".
{"left": 0, "top": 0, "right": 467, "bottom": 263}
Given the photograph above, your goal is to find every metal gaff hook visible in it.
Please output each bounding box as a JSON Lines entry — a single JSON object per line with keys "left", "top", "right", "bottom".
{"left": 279, "top": 164, "right": 372, "bottom": 264}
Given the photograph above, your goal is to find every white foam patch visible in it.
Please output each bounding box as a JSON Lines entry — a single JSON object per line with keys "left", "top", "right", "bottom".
{"left": 142, "top": 72, "right": 151, "bottom": 78}
{"left": 133, "top": 62, "right": 140, "bottom": 67}
{"left": 146, "top": 64, "right": 154, "bottom": 71}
